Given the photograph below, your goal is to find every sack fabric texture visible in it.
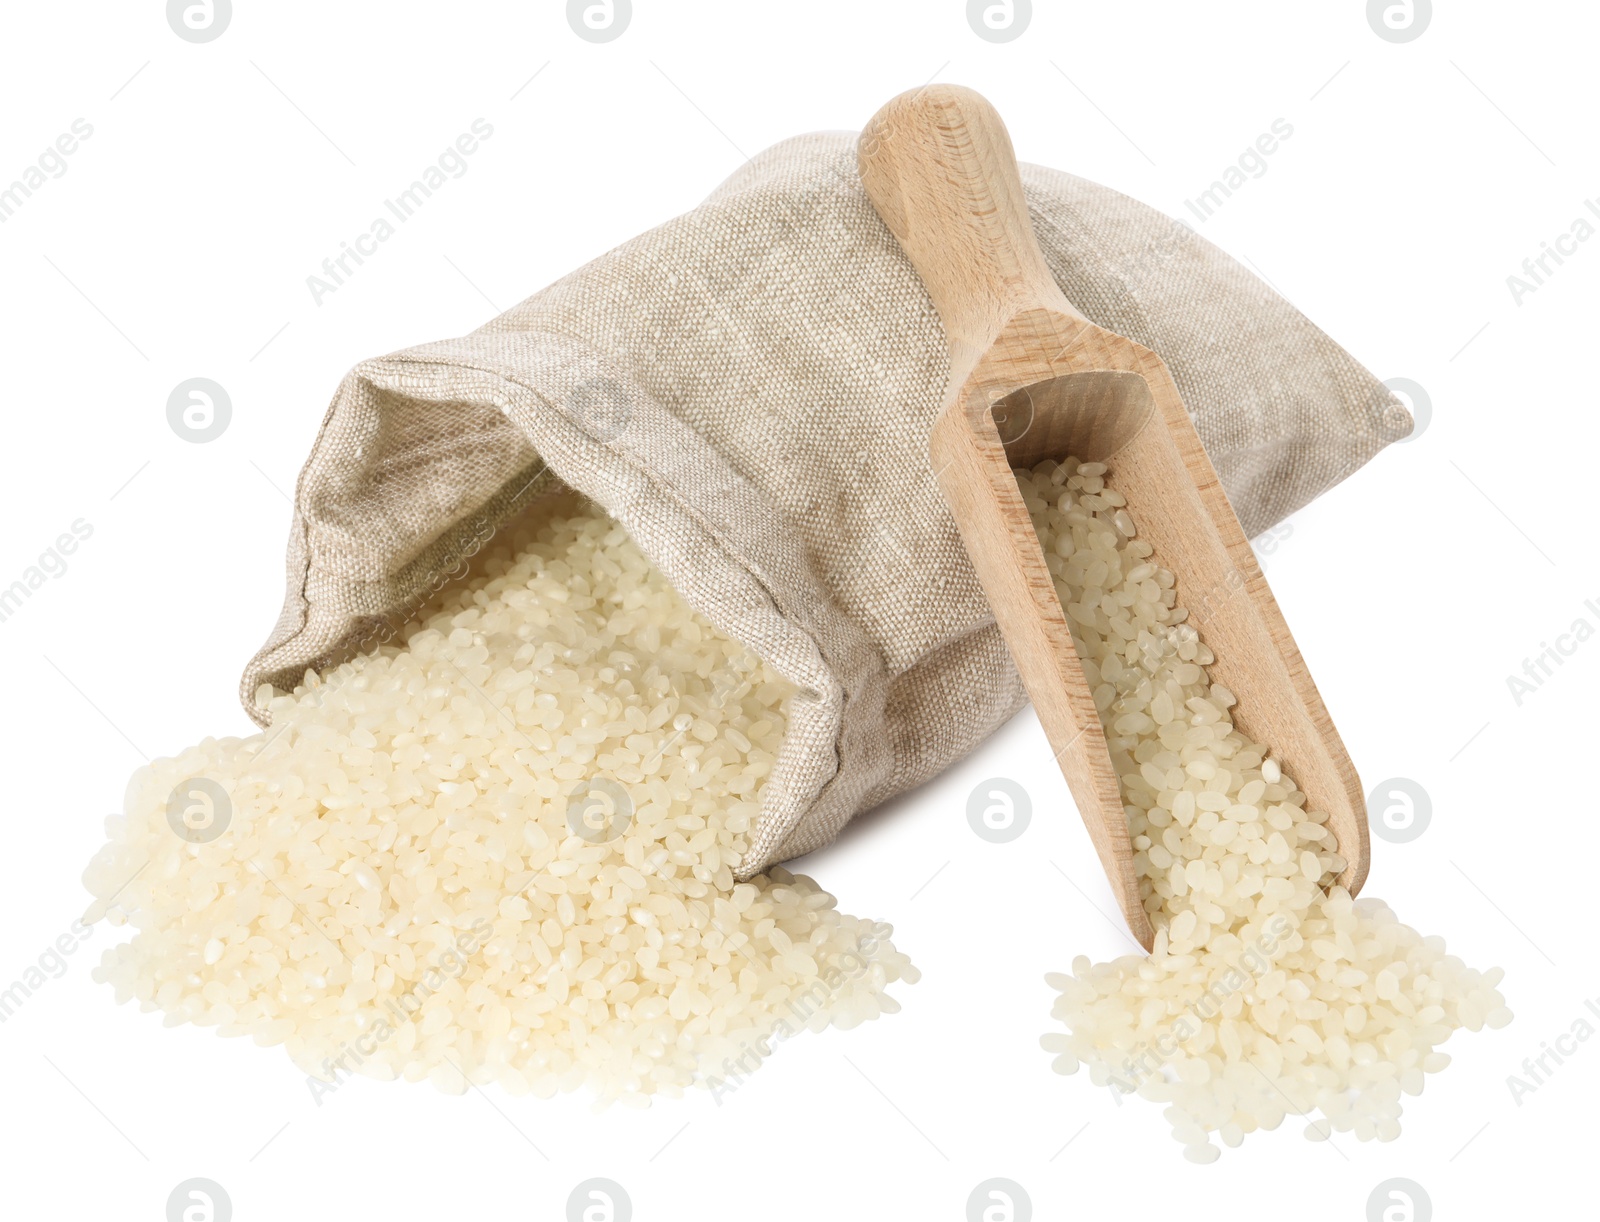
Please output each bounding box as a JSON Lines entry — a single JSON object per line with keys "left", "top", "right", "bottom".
{"left": 242, "top": 131, "right": 1413, "bottom": 877}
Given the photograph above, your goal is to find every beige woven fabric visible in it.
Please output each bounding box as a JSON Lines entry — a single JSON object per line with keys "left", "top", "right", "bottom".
{"left": 243, "top": 132, "right": 1411, "bottom": 876}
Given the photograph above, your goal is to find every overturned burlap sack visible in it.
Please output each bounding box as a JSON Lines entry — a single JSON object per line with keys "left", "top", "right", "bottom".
{"left": 243, "top": 131, "right": 1411, "bottom": 876}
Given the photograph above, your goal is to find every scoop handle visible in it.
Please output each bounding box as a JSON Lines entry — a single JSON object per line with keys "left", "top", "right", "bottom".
{"left": 857, "top": 84, "right": 1085, "bottom": 373}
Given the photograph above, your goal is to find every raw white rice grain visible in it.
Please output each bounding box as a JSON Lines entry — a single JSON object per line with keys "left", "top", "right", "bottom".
{"left": 1020, "top": 461, "right": 1509, "bottom": 1160}
{"left": 82, "top": 494, "right": 916, "bottom": 1102}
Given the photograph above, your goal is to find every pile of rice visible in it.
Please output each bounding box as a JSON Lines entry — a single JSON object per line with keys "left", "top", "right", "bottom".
{"left": 82, "top": 495, "right": 915, "bottom": 1103}
{"left": 1018, "top": 459, "right": 1511, "bottom": 1162}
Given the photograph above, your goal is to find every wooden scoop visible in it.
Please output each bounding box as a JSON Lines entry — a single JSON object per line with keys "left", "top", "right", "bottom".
{"left": 858, "top": 85, "right": 1367, "bottom": 949}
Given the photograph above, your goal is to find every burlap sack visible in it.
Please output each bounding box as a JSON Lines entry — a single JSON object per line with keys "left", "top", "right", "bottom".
{"left": 243, "top": 131, "right": 1411, "bottom": 876}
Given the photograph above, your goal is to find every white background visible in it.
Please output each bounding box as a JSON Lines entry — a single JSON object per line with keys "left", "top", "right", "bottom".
{"left": 0, "top": 1, "right": 1592, "bottom": 1218}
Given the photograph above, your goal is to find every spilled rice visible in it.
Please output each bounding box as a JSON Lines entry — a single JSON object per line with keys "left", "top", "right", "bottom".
{"left": 83, "top": 495, "right": 915, "bottom": 1104}
{"left": 1019, "top": 459, "right": 1510, "bottom": 1162}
